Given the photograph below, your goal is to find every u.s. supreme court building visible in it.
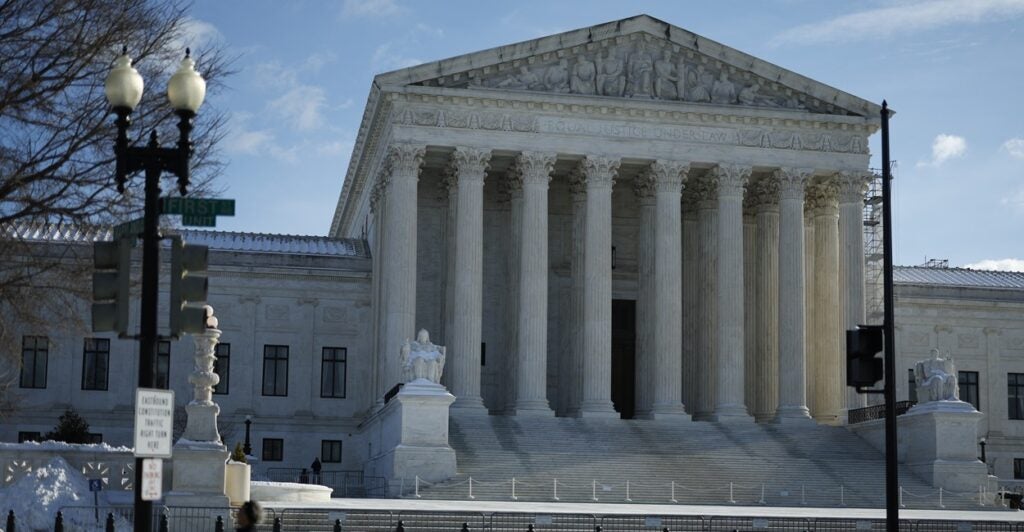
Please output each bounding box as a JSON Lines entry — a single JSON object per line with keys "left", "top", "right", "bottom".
{"left": 6, "top": 15, "right": 1024, "bottom": 506}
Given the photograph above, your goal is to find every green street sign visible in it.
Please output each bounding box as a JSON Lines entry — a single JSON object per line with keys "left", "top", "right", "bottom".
{"left": 161, "top": 197, "right": 235, "bottom": 217}
{"left": 181, "top": 214, "right": 217, "bottom": 227}
{"left": 113, "top": 217, "right": 145, "bottom": 240}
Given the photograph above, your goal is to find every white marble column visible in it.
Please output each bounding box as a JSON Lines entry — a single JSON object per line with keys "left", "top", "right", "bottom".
{"left": 369, "top": 184, "right": 386, "bottom": 404}
{"left": 446, "top": 148, "right": 491, "bottom": 410}
{"left": 681, "top": 196, "right": 699, "bottom": 418}
{"left": 650, "top": 160, "right": 690, "bottom": 419}
{"left": 810, "top": 179, "right": 843, "bottom": 425}
{"left": 442, "top": 170, "right": 457, "bottom": 389}
{"left": 839, "top": 172, "right": 871, "bottom": 414}
{"left": 751, "top": 177, "right": 780, "bottom": 422}
{"left": 743, "top": 207, "right": 756, "bottom": 416}
{"left": 692, "top": 177, "right": 717, "bottom": 420}
{"left": 512, "top": 151, "right": 556, "bottom": 416}
{"left": 712, "top": 164, "right": 753, "bottom": 422}
{"left": 579, "top": 156, "right": 621, "bottom": 418}
{"left": 503, "top": 180, "right": 522, "bottom": 414}
{"left": 377, "top": 144, "right": 425, "bottom": 403}
{"left": 804, "top": 204, "right": 817, "bottom": 416}
{"left": 775, "top": 169, "right": 813, "bottom": 422}
{"left": 634, "top": 172, "right": 656, "bottom": 419}
{"left": 565, "top": 176, "right": 587, "bottom": 417}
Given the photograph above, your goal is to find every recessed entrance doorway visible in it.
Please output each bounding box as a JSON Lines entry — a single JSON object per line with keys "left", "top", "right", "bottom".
{"left": 611, "top": 299, "right": 636, "bottom": 419}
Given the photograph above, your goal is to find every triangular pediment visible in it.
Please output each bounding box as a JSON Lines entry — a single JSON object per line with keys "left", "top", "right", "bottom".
{"left": 375, "top": 15, "right": 880, "bottom": 118}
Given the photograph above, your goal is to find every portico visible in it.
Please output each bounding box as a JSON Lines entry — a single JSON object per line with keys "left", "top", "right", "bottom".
{"left": 332, "top": 15, "right": 880, "bottom": 425}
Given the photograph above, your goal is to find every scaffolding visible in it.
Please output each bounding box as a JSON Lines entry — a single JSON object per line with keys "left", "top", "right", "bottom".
{"left": 862, "top": 162, "right": 895, "bottom": 326}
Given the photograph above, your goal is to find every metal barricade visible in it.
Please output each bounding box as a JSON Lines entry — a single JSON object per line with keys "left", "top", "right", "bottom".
{"left": 488, "top": 512, "right": 598, "bottom": 532}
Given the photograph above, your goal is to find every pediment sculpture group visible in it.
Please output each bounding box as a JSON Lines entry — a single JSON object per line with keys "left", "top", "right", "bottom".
{"left": 473, "top": 41, "right": 806, "bottom": 110}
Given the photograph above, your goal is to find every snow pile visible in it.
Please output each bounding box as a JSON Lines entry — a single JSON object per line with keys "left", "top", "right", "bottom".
{"left": 0, "top": 456, "right": 129, "bottom": 531}
{"left": 0, "top": 441, "right": 132, "bottom": 453}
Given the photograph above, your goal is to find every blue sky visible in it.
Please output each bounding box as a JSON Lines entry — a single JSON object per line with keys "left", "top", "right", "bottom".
{"left": 185, "top": 0, "right": 1024, "bottom": 269}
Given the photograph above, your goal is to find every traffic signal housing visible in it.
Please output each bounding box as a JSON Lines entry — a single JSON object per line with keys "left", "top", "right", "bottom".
{"left": 169, "top": 236, "right": 209, "bottom": 335}
{"left": 847, "top": 325, "right": 884, "bottom": 389}
{"left": 92, "top": 238, "right": 131, "bottom": 333}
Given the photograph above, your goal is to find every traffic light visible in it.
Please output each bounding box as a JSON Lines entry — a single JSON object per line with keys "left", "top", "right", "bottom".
{"left": 847, "top": 325, "right": 884, "bottom": 388}
{"left": 169, "top": 236, "right": 209, "bottom": 335}
{"left": 92, "top": 238, "right": 131, "bottom": 333}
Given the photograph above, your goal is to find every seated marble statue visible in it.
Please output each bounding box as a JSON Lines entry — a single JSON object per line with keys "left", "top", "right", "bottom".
{"left": 914, "top": 348, "right": 960, "bottom": 403}
{"left": 400, "top": 329, "right": 446, "bottom": 384}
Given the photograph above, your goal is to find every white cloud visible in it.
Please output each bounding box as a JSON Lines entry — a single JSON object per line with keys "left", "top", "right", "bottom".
{"left": 1003, "top": 138, "right": 1024, "bottom": 159}
{"left": 917, "top": 134, "right": 967, "bottom": 167}
{"left": 224, "top": 113, "right": 298, "bottom": 163}
{"left": 341, "top": 0, "right": 404, "bottom": 18}
{"left": 173, "top": 17, "right": 223, "bottom": 51}
{"left": 268, "top": 85, "right": 328, "bottom": 131}
{"left": 963, "top": 258, "right": 1024, "bottom": 272}
{"left": 370, "top": 42, "right": 422, "bottom": 73}
{"left": 771, "top": 0, "right": 1024, "bottom": 46}
{"left": 1002, "top": 187, "right": 1024, "bottom": 211}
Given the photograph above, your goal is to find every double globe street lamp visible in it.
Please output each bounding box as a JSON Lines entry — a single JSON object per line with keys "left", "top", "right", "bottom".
{"left": 104, "top": 47, "right": 206, "bottom": 532}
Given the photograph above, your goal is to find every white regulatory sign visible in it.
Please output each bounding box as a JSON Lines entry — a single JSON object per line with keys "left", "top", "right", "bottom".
{"left": 141, "top": 458, "right": 163, "bottom": 501}
{"left": 134, "top": 388, "right": 174, "bottom": 458}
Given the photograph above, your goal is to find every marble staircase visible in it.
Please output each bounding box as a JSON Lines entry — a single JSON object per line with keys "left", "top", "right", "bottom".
{"left": 409, "top": 413, "right": 993, "bottom": 511}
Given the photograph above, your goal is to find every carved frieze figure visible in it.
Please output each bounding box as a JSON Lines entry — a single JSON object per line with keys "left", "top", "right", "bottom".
{"left": 914, "top": 348, "right": 960, "bottom": 403}
{"left": 496, "top": 66, "right": 543, "bottom": 91}
{"left": 596, "top": 48, "right": 626, "bottom": 97}
{"left": 738, "top": 83, "right": 760, "bottom": 106}
{"left": 687, "top": 65, "right": 713, "bottom": 102}
{"left": 570, "top": 54, "right": 597, "bottom": 95}
{"left": 711, "top": 71, "right": 737, "bottom": 104}
{"left": 400, "top": 329, "right": 447, "bottom": 384}
{"left": 653, "top": 49, "right": 678, "bottom": 100}
{"left": 544, "top": 58, "right": 570, "bottom": 93}
{"left": 626, "top": 41, "right": 654, "bottom": 98}
{"left": 674, "top": 57, "right": 688, "bottom": 100}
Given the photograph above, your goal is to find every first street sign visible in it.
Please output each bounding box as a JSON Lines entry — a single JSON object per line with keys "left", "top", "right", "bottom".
{"left": 161, "top": 197, "right": 235, "bottom": 217}
{"left": 134, "top": 388, "right": 174, "bottom": 458}
{"left": 113, "top": 217, "right": 145, "bottom": 240}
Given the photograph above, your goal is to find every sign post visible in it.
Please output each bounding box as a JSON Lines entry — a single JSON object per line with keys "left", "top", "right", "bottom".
{"left": 89, "top": 479, "right": 102, "bottom": 522}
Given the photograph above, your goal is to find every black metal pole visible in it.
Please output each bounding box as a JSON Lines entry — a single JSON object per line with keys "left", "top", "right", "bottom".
{"left": 133, "top": 131, "right": 162, "bottom": 532}
{"left": 881, "top": 100, "right": 899, "bottom": 531}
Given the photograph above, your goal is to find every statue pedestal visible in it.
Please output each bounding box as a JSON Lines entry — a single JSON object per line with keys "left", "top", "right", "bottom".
{"left": 901, "top": 401, "right": 988, "bottom": 491}
{"left": 365, "top": 379, "right": 457, "bottom": 493}
{"left": 165, "top": 441, "right": 230, "bottom": 510}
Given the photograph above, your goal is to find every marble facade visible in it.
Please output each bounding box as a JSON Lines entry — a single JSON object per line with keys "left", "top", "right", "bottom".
{"left": 332, "top": 15, "right": 879, "bottom": 425}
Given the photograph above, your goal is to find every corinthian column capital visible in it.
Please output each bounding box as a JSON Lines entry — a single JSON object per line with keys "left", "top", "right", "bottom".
{"left": 648, "top": 159, "right": 690, "bottom": 193}
{"left": 749, "top": 176, "right": 780, "bottom": 212}
{"left": 806, "top": 181, "right": 840, "bottom": 214}
{"left": 579, "top": 156, "right": 621, "bottom": 189}
{"left": 836, "top": 171, "right": 872, "bottom": 204}
{"left": 709, "top": 164, "right": 751, "bottom": 198}
{"left": 511, "top": 151, "right": 556, "bottom": 186}
{"left": 774, "top": 168, "right": 814, "bottom": 200}
{"left": 383, "top": 143, "right": 426, "bottom": 181}
{"left": 448, "top": 147, "right": 492, "bottom": 184}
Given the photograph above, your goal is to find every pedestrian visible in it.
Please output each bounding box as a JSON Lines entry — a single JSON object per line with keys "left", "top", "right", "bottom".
{"left": 311, "top": 457, "right": 322, "bottom": 483}
{"left": 299, "top": 467, "right": 309, "bottom": 483}
{"left": 236, "top": 501, "right": 262, "bottom": 532}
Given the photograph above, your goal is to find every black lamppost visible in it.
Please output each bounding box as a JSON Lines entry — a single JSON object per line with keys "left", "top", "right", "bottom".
{"left": 104, "top": 47, "right": 206, "bottom": 532}
{"left": 244, "top": 415, "right": 253, "bottom": 456}
{"left": 980, "top": 438, "right": 987, "bottom": 463}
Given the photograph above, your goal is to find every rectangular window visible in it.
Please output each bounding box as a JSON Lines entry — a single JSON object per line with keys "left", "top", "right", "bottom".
{"left": 959, "top": 371, "right": 980, "bottom": 411}
{"left": 320, "top": 347, "right": 347, "bottom": 398}
{"left": 18, "top": 432, "right": 41, "bottom": 443}
{"left": 481, "top": 342, "right": 486, "bottom": 366}
{"left": 321, "top": 440, "right": 343, "bottom": 463}
{"left": 156, "top": 340, "right": 171, "bottom": 389}
{"left": 20, "top": 336, "right": 48, "bottom": 389}
{"left": 908, "top": 368, "right": 917, "bottom": 402}
{"left": 82, "top": 338, "right": 110, "bottom": 391}
{"left": 1009, "top": 373, "right": 1024, "bottom": 420}
{"left": 262, "top": 345, "right": 289, "bottom": 396}
{"left": 262, "top": 438, "right": 283, "bottom": 461}
{"left": 213, "top": 343, "right": 230, "bottom": 395}
{"left": 1016, "top": 459, "right": 1024, "bottom": 480}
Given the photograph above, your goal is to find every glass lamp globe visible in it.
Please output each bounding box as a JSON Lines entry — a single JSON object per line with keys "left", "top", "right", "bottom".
{"left": 167, "top": 50, "right": 206, "bottom": 113}
{"left": 104, "top": 53, "right": 144, "bottom": 110}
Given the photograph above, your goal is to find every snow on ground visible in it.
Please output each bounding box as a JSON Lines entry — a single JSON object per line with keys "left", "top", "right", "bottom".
{"left": 0, "top": 441, "right": 132, "bottom": 453}
{"left": 0, "top": 456, "right": 130, "bottom": 531}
